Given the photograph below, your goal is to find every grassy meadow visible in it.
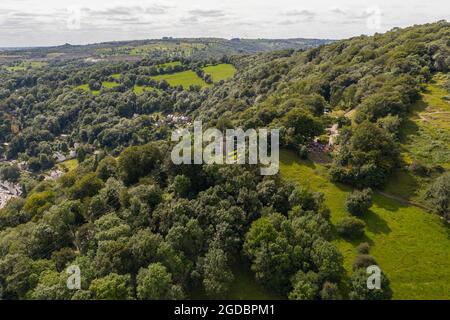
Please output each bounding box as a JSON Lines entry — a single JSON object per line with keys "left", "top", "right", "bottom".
{"left": 202, "top": 64, "right": 237, "bottom": 82}
{"left": 280, "top": 149, "right": 450, "bottom": 300}
{"left": 133, "top": 85, "right": 158, "bottom": 95}
{"left": 151, "top": 70, "right": 208, "bottom": 89}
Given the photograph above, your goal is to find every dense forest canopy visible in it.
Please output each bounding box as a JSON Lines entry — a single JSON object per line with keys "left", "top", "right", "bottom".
{"left": 0, "top": 21, "right": 448, "bottom": 300}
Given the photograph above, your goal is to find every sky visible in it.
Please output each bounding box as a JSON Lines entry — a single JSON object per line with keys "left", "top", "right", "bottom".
{"left": 0, "top": 0, "right": 449, "bottom": 47}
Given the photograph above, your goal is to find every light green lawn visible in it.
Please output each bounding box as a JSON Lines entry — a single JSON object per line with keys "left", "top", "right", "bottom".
{"left": 151, "top": 70, "right": 208, "bottom": 89}
{"left": 202, "top": 64, "right": 237, "bottom": 82}
{"left": 133, "top": 85, "right": 158, "bottom": 95}
{"left": 111, "top": 74, "right": 121, "bottom": 80}
{"left": 280, "top": 149, "right": 450, "bottom": 300}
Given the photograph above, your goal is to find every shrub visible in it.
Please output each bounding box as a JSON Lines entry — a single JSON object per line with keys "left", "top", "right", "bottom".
{"left": 349, "top": 268, "right": 392, "bottom": 300}
{"left": 356, "top": 242, "right": 370, "bottom": 254}
{"left": 320, "top": 282, "right": 341, "bottom": 300}
{"left": 345, "top": 188, "right": 373, "bottom": 216}
{"left": 426, "top": 172, "right": 449, "bottom": 219}
{"left": 352, "top": 254, "right": 378, "bottom": 271}
{"left": 69, "top": 173, "right": 104, "bottom": 200}
{"left": 336, "top": 217, "right": 365, "bottom": 238}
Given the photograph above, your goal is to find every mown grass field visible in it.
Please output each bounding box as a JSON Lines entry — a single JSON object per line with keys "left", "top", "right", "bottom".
{"left": 151, "top": 70, "right": 208, "bottom": 89}
{"left": 202, "top": 64, "right": 237, "bottom": 82}
{"left": 280, "top": 149, "right": 450, "bottom": 300}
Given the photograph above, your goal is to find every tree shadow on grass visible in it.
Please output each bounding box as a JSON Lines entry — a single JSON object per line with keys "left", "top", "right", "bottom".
{"left": 399, "top": 99, "right": 426, "bottom": 143}
{"left": 363, "top": 209, "right": 392, "bottom": 235}
{"left": 373, "top": 193, "right": 406, "bottom": 212}
{"left": 330, "top": 223, "right": 375, "bottom": 246}
{"left": 280, "top": 150, "right": 317, "bottom": 169}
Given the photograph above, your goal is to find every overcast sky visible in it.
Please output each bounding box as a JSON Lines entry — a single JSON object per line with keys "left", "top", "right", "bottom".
{"left": 0, "top": 0, "right": 449, "bottom": 47}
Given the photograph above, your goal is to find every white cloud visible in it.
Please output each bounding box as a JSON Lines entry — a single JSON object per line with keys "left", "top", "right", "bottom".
{"left": 0, "top": 0, "right": 449, "bottom": 46}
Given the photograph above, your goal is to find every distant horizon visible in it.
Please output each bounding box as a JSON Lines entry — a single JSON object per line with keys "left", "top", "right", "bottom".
{"left": 0, "top": 36, "right": 338, "bottom": 50}
{"left": 1, "top": 0, "right": 449, "bottom": 47}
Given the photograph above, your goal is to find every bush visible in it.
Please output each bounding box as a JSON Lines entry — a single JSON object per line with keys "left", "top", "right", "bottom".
{"left": 352, "top": 254, "right": 378, "bottom": 271}
{"left": 426, "top": 172, "right": 449, "bottom": 219}
{"left": 408, "top": 161, "right": 429, "bottom": 176}
{"left": 356, "top": 242, "right": 370, "bottom": 254}
{"left": 320, "top": 282, "right": 341, "bottom": 300}
{"left": 345, "top": 188, "right": 373, "bottom": 216}
{"left": 349, "top": 268, "right": 392, "bottom": 300}
{"left": 336, "top": 217, "right": 365, "bottom": 238}
{"left": 69, "top": 173, "right": 104, "bottom": 200}
{"left": 297, "top": 145, "right": 308, "bottom": 159}
{"left": 0, "top": 165, "right": 20, "bottom": 182}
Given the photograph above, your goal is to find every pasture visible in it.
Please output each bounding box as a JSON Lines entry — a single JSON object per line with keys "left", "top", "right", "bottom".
{"left": 151, "top": 70, "right": 208, "bottom": 89}
{"left": 202, "top": 64, "right": 237, "bottom": 82}
{"left": 280, "top": 149, "right": 450, "bottom": 299}
{"left": 133, "top": 85, "right": 158, "bottom": 95}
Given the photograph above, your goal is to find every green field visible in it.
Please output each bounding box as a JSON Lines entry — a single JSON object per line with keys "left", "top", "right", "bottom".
{"left": 202, "top": 64, "right": 237, "bottom": 82}
{"left": 102, "top": 81, "right": 120, "bottom": 89}
{"left": 97, "top": 42, "right": 207, "bottom": 57}
{"left": 75, "top": 82, "right": 119, "bottom": 95}
{"left": 111, "top": 74, "right": 121, "bottom": 80}
{"left": 400, "top": 74, "right": 450, "bottom": 169}
{"left": 384, "top": 74, "right": 450, "bottom": 204}
{"left": 151, "top": 70, "right": 208, "bottom": 89}
{"left": 4, "top": 61, "right": 47, "bottom": 72}
{"left": 280, "top": 149, "right": 450, "bottom": 300}
{"left": 75, "top": 84, "right": 100, "bottom": 95}
{"left": 133, "top": 85, "right": 158, "bottom": 95}
{"left": 58, "top": 159, "right": 78, "bottom": 172}
{"left": 157, "top": 61, "right": 182, "bottom": 68}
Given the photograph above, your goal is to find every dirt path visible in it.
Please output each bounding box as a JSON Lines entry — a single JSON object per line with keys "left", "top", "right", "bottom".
{"left": 376, "top": 190, "right": 431, "bottom": 212}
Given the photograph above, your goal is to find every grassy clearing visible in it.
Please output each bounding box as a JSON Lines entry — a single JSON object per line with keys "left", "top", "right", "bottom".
{"left": 57, "top": 159, "right": 78, "bottom": 172}
{"left": 228, "top": 264, "right": 282, "bottom": 300}
{"left": 102, "top": 81, "right": 119, "bottom": 89}
{"left": 75, "top": 82, "right": 119, "bottom": 95}
{"left": 157, "top": 61, "right": 182, "bottom": 68}
{"left": 97, "top": 42, "right": 206, "bottom": 57}
{"left": 75, "top": 84, "right": 99, "bottom": 95}
{"left": 400, "top": 74, "right": 450, "bottom": 169}
{"left": 202, "top": 64, "right": 237, "bottom": 82}
{"left": 133, "top": 85, "right": 158, "bottom": 95}
{"left": 387, "top": 73, "right": 450, "bottom": 204}
{"left": 151, "top": 70, "right": 208, "bottom": 89}
{"left": 280, "top": 149, "right": 450, "bottom": 300}
{"left": 5, "top": 61, "right": 47, "bottom": 72}
{"left": 111, "top": 74, "right": 121, "bottom": 80}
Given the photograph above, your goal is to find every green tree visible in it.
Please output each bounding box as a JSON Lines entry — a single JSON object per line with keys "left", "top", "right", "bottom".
{"left": 426, "top": 173, "right": 449, "bottom": 219}
{"left": 89, "top": 273, "right": 133, "bottom": 300}
{"left": 136, "top": 263, "right": 184, "bottom": 300}
{"left": 345, "top": 188, "right": 373, "bottom": 216}
{"left": 202, "top": 248, "right": 234, "bottom": 298}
